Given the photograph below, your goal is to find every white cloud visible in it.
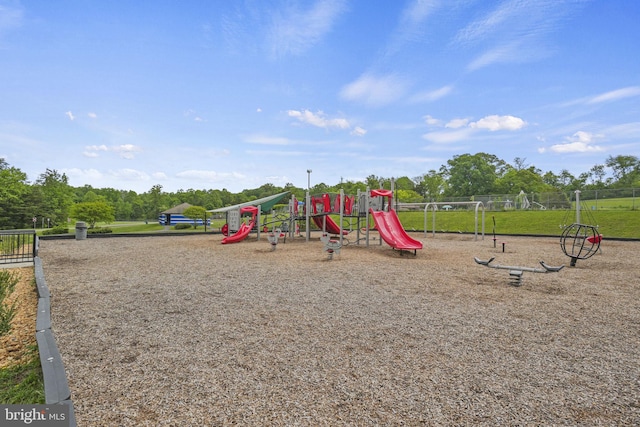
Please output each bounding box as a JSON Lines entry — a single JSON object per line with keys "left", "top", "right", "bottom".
{"left": 287, "top": 109, "right": 350, "bottom": 129}
{"left": 112, "top": 144, "right": 142, "bottom": 159}
{"left": 445, "top": 118, "right": 469, "bottom": 129}
{"left": 340, "top": 74, "right": 408, "bottom": 107}
{"left": 423, "top": 115, "right": 442, "bottom": 127}
{"left": 268, "top": 0, "right": 348, "bottom": 58}
{"left": 422, "top": 114, "right": 526, "bottom": 143}
{"left": 351, "top": 126, "right": 367, "bottom": 137}
{"left": 410, "top": 85, "right": 453, "bottom": 103}
{"left": 383, "top": 0, "right": 440, "bottom": 55}
{"left": 422, "top": 128, "right": 474, "bottom": 144}
{"left": 88, "top": 112, "right": 97, "bottom": 119}
{"left": 470, "top": 115, "right": 526, "bottom": 131}
{"left": 62, "top": 168, "right": 103, "bottom": 180}
{"left": 454, "top": 0, "right": 581, "bottom": 70}
{"left": 467, "top": 41, "right": 525, "bottom": 71}
{"left": 65, "top": 111, "right": 75, "bottom": 121}
{"left": 83, "top": 144, "right": 142, "bottom": 159}
{"left": 588, "top": 86, "right": 640, "bottom": 104}
{"left": 547, "top": 131, "right": 605, "bottom": 153}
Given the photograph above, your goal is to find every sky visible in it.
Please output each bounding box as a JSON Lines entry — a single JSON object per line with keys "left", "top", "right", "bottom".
{"left": 1, "top": 0, "right": 639, "bottom": 194}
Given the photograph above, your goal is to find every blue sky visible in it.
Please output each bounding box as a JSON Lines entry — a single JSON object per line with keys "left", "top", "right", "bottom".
{"left": 1, "top": 0, "right": 639, "bottom": 193}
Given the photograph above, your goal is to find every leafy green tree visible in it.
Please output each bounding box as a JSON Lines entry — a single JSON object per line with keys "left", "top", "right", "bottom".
{"left": 182, "top": 205, "right": 208, "bottom": 230}
{"left": 585, "top": 164, "right": 607, "bottom": 188}
{"left": 394, "top": 176, "right": 415, "bottom": 191}
{"left": 365, "top": 175, "right": 384, "bottom": 189}
{"left": 606, "top": 155, "right": 639, "bottom": 187}
{"left": 70, "top": 201, "right": 115, "bottom": 228}
{"left": 143, "top": 184, "right": 168, "bottom": 221}
{"left": 335, "top": 180, "right": 366, "bottom": 196}
{"left": 34, "top": 169, "right": 75, "bottom": 227}
{"left": 440, "top": 153, "right": 506, "bottom": 197}
{"left": 396, "top": 189, "right": 423, "bottom": 203}
{"left": 494, "top": 165, "right": 552, "bottom": 194}
{"left": 414, "top": 170, "right": 446, "bottom": 202}
{"left": 0, "top": 159, "right": 30, "bottom": 228}
{"left": 311, "top": 182, "right": 329, "bottom": 194}
{"left": 81, "top": 190, "right": 105, "bottom": 202}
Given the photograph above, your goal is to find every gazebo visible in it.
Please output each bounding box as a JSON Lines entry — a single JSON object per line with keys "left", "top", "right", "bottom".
{"left": 159, "top": 202, "right": 193, "bottom": 225}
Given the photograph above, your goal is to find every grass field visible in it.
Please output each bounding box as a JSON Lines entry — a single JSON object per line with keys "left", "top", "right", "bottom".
{"left": 91, "top": 208, "right": 639, "bottom": 240}
{"left": 399, "top": 210, "right": 638, "bottom": 239}
{"left": 573, "top": 196, "right": 639, "bottom": 211}
{"left": 37, "top": 197, "right": 637, "bottom": 240}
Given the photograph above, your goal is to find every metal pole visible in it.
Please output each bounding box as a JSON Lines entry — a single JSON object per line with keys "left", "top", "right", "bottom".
{"left": 306, "top": 170, "right": 312, "bottom": 242}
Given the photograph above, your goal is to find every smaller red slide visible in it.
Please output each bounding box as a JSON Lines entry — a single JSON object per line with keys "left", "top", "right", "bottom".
{"left": 312, "top": 215, "right": 348, "bottom": 235}
{"left": 221, "top": 206, "right": 258, "bottom": 244}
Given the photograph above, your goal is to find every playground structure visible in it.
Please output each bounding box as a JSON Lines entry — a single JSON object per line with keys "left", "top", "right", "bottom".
{"left": 474, "top": 257, "right": 564, "bottom": 286}
{"left": 559, "top": 190, "right": 602, "bottom": 266}
{"left": 212, "top": 181, "right": 425, "bottom": 255}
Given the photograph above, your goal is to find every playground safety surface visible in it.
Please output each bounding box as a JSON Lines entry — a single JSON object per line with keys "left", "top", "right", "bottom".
{"left": 38, "top": 233, "right": 640, "bottom": 426}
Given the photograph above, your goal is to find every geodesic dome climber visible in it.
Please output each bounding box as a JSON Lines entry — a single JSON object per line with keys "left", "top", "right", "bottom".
{"left": 560, "top": 223, "right": 601, "bottom": 267}
{"left": 559, "top": 190, "right": 602, "bottom": 267}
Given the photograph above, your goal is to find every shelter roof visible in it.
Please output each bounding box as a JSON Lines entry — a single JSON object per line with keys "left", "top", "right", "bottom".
{"left": 209, "top": 191, "right": 289, "bottom": 214}
{"left": 161, "top": 202, "right": 192, "bottom": 214}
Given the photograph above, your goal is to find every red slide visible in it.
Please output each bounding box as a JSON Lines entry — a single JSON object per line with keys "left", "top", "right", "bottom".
{"left": 369, "top": 209, "right": 422, "bottom": 251}
{"left": 221, "top": 206, "right": 258, "bottom": 244}
{"left": 221, "top": 220, "right": 255, "bottom": 244}
{"left": 311, "top": 215, "right": 348, "bottom": 235}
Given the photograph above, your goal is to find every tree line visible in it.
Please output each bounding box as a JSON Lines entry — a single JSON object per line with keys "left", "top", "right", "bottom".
{"left": 1, "top": 153, "right": 639, "bottom": 229}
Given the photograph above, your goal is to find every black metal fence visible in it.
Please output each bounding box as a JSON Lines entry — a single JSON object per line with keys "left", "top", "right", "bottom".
{"left": 0, "top": 230, "right": 38, "bottom": 265}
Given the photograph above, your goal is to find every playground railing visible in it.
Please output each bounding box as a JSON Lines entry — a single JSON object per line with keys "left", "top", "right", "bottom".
{"left": 0, "top": 229, "right": 38, "bottom": 265}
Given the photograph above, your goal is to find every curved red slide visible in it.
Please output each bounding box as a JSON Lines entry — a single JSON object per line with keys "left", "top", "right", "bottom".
{"left": 221, "top": 206, "right": 258, "bottom": 244}
{"left": 221, "top": 220, "right": 255, "bottom": 244}
{"left": 369, "top": 209, "right": 422, "bottom": 251}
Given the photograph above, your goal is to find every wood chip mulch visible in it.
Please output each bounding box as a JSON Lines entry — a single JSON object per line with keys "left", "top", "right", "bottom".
{"left": 38, "top": 233, "right": 640, "bottom": 426}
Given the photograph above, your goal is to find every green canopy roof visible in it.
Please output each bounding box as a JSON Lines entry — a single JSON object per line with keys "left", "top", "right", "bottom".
{"left": 208, "top": 191, "right": 289, "bottom": 214}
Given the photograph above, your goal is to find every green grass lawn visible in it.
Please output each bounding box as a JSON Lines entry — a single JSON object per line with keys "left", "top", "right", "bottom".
{"left": 0, "top": 346, "right": 45, "bottom": 404}
{"left": 576, "top": 196, "right": 640, "bottom": 211}
{"left": 45, "top": 207, "right": 638, "bottom": 240}
{"left": 397, "top": 210, "right": 639, "bottom": 239}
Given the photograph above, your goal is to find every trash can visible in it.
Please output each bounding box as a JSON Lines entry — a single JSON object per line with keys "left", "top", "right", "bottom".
{"left": 75, "top": 221, "right": 88, "bottom": 240}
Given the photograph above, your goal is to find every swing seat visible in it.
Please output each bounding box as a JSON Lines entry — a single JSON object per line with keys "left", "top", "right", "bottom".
{"left": 587, "top": 234, "right": 602, "bottom": 244}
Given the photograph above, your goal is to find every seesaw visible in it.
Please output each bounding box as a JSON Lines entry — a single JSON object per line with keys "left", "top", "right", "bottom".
{"left": 474, "top": 257, "right": 564, "bottom": 286}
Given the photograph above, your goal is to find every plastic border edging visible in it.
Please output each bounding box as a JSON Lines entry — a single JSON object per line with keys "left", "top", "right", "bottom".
{"left": 34, "top": 256, "right": 77, "bottom": 426}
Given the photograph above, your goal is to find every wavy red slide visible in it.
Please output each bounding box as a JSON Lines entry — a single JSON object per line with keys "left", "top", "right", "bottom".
{"left": 221, "top": 220, "right": 256, "bottom": 244}
{"left": 369, "top": 209, "right": 422, "bottom": 251}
